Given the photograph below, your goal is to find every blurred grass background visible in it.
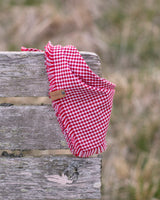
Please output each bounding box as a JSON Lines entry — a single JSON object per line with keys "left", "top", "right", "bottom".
{"left": 0, "top": 0, "right": 160, "bottom": 199}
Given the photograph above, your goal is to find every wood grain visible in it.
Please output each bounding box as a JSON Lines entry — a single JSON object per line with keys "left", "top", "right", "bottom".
{"left": 0, "top": 51, "right": 101, "bottom": 97}
{"left": 0, "top": 156, "right": 101, "bottom": 200}
{"left": 0, "top": 105, "right": 68, "bottom": 150}
{"left": 0, "top": 51, "right": 102, "bottom": 200}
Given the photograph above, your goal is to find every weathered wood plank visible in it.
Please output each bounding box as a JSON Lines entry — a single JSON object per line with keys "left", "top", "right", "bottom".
{"left": 0, "top": 51, "right": 101, "bottom": 97}
{"left": 0, "top": 156, "right": 101, "bottom": 200}
{"left": 0, "top": 105, "right": 68, "bottom": 150}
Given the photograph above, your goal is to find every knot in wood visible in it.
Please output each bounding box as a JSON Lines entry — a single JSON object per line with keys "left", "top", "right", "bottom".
{"left": 63, "top": 161, "right": 79, "bottom": 182}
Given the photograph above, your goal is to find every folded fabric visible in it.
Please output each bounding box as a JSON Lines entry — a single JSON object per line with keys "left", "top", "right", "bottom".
{"left": 21, "top": 42, "right": 116, "bottom": 157}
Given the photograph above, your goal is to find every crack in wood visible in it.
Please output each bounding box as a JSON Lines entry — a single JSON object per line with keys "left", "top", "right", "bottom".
{"left": 0, "top": 149, "right": 72, "bottom": 157}
{"left": 1, "top": 150, "right": 23, "bottom": 158}
{"left": 0, "top": 103, "right": 14, "bottom": 106}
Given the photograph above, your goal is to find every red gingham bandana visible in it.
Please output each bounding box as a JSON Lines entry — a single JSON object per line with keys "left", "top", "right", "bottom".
{"left": 21, "top": 42, "right": 116, "bottom": 157}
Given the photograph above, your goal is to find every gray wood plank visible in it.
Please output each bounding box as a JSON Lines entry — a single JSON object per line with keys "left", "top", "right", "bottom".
{"left": 0, "top": 51, "right": 101, "bottom": 97}
{"left": 0, "top": 105, "right": 68, "bottom": 150}
{"left": 0, "top": 156, "right": 101, "bottom": 200}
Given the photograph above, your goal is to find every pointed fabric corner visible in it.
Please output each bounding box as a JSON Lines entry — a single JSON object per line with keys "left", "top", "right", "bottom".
{"left": 22, "top": 42, "right": 116, "bottom": 157}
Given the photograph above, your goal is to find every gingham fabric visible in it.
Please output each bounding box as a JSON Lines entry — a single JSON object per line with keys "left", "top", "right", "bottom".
{"left": 21, "top": 42, "right": 116, "bottom": 157}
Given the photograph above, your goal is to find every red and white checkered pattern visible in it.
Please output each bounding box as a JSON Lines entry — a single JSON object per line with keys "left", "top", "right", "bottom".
{"left": 21, "top": 42, "right": 116, "bottom": 157}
